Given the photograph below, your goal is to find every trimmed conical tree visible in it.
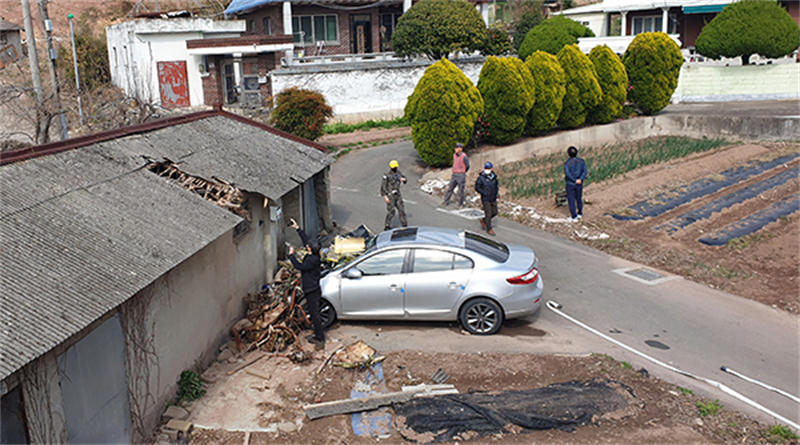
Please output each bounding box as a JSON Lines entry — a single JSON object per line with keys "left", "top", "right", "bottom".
{"left": 623, "top": 32, "right": 682, "bottom": 115}
{"left": 524, "top": 50, "right": 566, "bottom": 135}
{"left": 696, "top": 0, "right": 800, "bottom": 65}
{"left": 477, "top": 56, "right": 536, "bottom": 145}
{"left": 557, "top": 44, "right": 602, "bottom": 129}
{"left": 405, "top": 58, "right": 484, "bottom": 167}
{"left": 588, "top": 44, "right": 628, "bottom": 124}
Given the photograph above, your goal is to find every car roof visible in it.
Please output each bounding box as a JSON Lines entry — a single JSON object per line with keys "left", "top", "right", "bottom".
{"left": 374, "top": 226, "right": 465, "bottom": 249}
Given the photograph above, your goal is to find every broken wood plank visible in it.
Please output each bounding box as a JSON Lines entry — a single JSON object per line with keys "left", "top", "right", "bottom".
{"left": 245, "top": 370, "right": 270, "bottom": 380}
{"left": 226, "top": 354, "right": 267, "bottom": 376}
{"left": 303, "top": 384, "right": 458, "bottom": 420}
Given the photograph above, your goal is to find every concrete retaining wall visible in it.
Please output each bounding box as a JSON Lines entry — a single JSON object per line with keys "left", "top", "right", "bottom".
{"left": 270, "top": 57, "right": 485, "bottom": 123}
{"left": 673, "top": 63, "right": 800, "bottom": 103}
{"left": 463, "top": 113, "right": 800, "bottom": 174}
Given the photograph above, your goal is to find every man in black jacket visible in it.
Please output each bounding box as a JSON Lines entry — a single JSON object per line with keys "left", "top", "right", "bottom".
{"left": 475, "top": 162, "right": 499, "bottom": 236}
{"left": 288, "top": 218, "right": 325, "bottom": 349}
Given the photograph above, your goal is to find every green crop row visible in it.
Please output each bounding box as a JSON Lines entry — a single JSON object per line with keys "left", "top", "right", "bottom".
{"left": 323, "top": 116, "right": 409, "bottom": 135}
{"left": 499, "top": 136, "right": 728, "bottom": 199}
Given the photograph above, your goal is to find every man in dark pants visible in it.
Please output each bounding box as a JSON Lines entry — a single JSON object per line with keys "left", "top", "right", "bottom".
{"left": 381, "top": 159, "right": 408, "bottom": 230}
{"left": 475, "top": 162, "right": 499, "bottom": 236}
{"left": 287, "top": 218, "right": 325, "bottom": 349}
{"left": 564, "top": 146, "right": 588, "bottom": 222}
{"left": 443, "top": 142, "right": 470, "bottom": 207}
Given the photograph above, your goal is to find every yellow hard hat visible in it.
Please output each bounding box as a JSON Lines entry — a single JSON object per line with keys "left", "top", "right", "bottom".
{"left": 389, "top": 160, "right": 399, "bottom": 168}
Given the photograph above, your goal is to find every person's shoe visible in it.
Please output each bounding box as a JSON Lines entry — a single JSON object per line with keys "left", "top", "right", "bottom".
{"left": 576, "top": 214, "right": 583, "bottom": 220}
{"left": 480, "top": 219, "right": 486, "bottom": 230}
{"left": 442, "top": 200, "right": 450, "bottom": 207}
{"left": 314, "top": 340, "right": 325, "bottom": 350}
{"left": 566, "top": 217, "right": 577, "bottom": 223}
{"left": 487, "top": 228, "right": 496, "bottom": 236}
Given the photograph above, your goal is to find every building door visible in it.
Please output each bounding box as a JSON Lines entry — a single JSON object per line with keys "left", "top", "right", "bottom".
{"left": 223, "top": 62, "right": 238, "bottom": 105}
{"left": 156, "top": 61, "right": 190, "bottom": 108}
{"left": 57, "top": 314, "right": 131, "bottom": 443}
{"left": 350, "top": 14, "right": 372, "bottom": 54}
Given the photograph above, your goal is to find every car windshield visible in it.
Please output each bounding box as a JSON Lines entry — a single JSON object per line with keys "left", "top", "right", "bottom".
{"left": 464, "top": 231, "right": 509, "bottom": 263}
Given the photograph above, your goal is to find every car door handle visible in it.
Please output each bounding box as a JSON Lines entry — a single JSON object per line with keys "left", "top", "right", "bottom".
{"left": 390, "top": 284, "right": 400, "bottom": 291}
{"left": 448, "top": 282, "right": 459, "bottom": 289}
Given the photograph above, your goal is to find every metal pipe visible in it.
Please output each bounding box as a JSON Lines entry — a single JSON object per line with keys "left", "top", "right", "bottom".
{"left": 68, "top": 14, "right": 83, "bottom": 127}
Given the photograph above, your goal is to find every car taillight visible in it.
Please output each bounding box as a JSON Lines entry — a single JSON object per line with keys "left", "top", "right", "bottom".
{"left": 506, "top": 267, "right": 539, "bottom": 285}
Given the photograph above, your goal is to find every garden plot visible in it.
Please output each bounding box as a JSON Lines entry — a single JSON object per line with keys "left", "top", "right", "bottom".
{"left": 493, "top": 138, "right": 800, "bottom": 313}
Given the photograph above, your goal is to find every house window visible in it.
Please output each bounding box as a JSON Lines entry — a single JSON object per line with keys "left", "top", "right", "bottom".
{"left": 379, "top": 13, "right": 400, "bottom": 51}
{"left": 488, "top": 1, "right": 511, "bottom": 24}
{"left": 263, "top": 17, "right": 271, "bottom": 35}
{"left": 632, "top": 16, "right": 660, "bottom": 34}
{"left": 248, "top": 19, "right": 255, "bottom": 33}
{"left": 292, "top": 15, "right": 338, "bottom": 44}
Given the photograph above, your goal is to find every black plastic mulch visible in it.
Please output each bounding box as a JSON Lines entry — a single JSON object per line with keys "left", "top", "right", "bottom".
{"left": 393, "top": 379, "right": 634, "bottom": 443}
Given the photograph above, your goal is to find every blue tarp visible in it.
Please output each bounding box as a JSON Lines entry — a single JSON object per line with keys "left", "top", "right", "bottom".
{"left": 225, "top": 0, "right": 279, "bottom": 16}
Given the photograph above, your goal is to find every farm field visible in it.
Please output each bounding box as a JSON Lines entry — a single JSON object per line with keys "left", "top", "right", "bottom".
{"left": 492, "top": 138, "right": 800, "bottom": 313}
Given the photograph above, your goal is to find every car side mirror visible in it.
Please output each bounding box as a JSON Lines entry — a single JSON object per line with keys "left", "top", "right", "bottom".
{"left": 344, "top": 268, "right": 363, "bottom": 279}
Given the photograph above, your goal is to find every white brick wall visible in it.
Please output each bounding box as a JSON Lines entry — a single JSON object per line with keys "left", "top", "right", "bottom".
{"left": 673, "top": 63, "right": 800, "bottom": 103}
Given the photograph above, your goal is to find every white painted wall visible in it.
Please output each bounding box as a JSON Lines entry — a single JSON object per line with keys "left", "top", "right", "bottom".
{"left": 271, "top": 59, "right": 485, "bottom": 123}
{"left": 564, "top": 12, "right": 608, "bottom": 37}
{"left": 106, "top": 19, "right": 244, "bottom": 108}
{"left": 673, "top": 63, "right": 800, "bottom": 103}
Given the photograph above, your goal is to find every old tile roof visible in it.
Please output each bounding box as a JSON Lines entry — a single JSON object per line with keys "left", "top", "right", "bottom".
{"left": 0, "top": 111, "right": 332, "bottom": 381}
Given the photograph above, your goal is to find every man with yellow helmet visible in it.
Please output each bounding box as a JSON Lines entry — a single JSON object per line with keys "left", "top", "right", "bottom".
{"left": 381, "top": 159, "right": 408, "bottom": 230}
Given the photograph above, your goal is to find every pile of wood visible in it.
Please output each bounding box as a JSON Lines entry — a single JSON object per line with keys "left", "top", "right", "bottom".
{"left": 229, "top": 265, "right": 311, "bottom": 362}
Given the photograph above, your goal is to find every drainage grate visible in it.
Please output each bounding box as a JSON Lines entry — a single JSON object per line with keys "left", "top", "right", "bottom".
{"left": 624, "top": 268, "right": 663, "bottom": 282}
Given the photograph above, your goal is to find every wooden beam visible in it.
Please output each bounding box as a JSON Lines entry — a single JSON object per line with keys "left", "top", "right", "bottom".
{"left": 303, "top": 384, "right": 457, "bottom": 420}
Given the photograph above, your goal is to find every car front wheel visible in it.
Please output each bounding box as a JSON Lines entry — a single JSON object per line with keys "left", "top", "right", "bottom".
{"left": 319, "top": 298, "right": 337, "bottom": 329}
{"left": 459, "top": 298, "right": 503, "bottom": 335}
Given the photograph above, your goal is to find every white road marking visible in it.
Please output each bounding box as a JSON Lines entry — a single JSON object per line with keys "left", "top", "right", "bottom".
{"left": 332, "top": 186, "right": 360, "bottom": 192}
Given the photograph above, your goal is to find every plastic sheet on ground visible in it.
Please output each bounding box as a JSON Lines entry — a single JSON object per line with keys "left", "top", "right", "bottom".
{"left": 393, "top": 379, "right": 635, "bottom": 443}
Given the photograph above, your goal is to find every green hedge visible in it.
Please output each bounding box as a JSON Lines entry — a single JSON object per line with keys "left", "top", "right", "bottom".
{"left": 478, "top": 56, "right": 535, "bottom": 145}
{"left": 392, "top": 0, "right": 487, "bottom": 60}
{"left": 482, "top": 23, "right": 512, "bottom": 56}
{"left": 271, "top": 87, "right": 333, "bottom": 141}
{"left": 518, "top": 16, "right": 594, "bottom": 59}
{"left": 557, "top": 44, "right": 602, "bottom": 128}
{"left": 588, "top": 45, "right": 628, "bottom": 124}
{"left": 696, "top": 0, "right": 800, "bottom": 65}
{"left": 512, "top": 9, "right": 543, "bottom": 53}
{"left": 623, "top": 32, "right": 683, "bottom": 115}
{"left": 524, "top": 50, "right": 566, "bottom": 135}
{"left": 405, "top": 58, "right": 484, "bottom": 166}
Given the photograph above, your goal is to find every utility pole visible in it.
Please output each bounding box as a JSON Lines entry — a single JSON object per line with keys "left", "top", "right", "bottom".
{"left": 20, "top": 0, "right": 48, "bottom": 143}
{"left": 38, "top": 0, "right": 68, "bottom": 140}
{"left": 68, "top": 14, "right": 83, "bottom": 127}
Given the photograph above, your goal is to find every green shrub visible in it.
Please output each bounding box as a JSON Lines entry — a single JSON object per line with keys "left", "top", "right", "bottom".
{"left": 518, "top": 16, "right": 594, "bottom": 59}
{"left": 405, "top": 58, "right": 484, "bottom": 166}
{"left": 524, "top": 50, "right": 566, "bottom": 134}
{"left": 763, "top": 424, "right": 799, "bottom": 442}
{"left": 512, "top": 9, "right": 544, "bottom": 53}
{"left": 623, "top": 32, "right": 683, "bottom": 115}
{"left": 557, "top": 44, "right": 602, "bottom": 128}
{"left": 588, "top": 44, "right": 628, "bottom": 124}
{"left": 393, "top": 0, "right": 487, "bottom": 60}
{"left": 482, "top": 23, "right": 512, "bottom": 56}
{"left": 177, "top": 370, "right": 205, "bottom": 402}
{"left": 696, "top": 399, "right": 722, "bottom": 417}
{"left": 56, "top": 10, "right": 110, "bottom": 92}
{"left": 271, "top": 87, "right": 333, "bottom": 141}
{"left": 477, "top": 56, "right": 535, "bottom": 145}
{"left": 696, "top": 0, "right": 800, "bottom": 65}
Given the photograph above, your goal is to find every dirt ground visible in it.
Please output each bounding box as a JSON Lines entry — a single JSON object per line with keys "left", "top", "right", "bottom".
{"left": 485, "top": 140, "right": 800, "bottom": 314}
{"left": 184, "top": 337, "right": 789, "bottom": 445}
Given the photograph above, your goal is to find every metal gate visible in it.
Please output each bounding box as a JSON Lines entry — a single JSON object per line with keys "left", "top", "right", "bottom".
{"left": 57, "top": 314, "right": 131, "bottom": 443}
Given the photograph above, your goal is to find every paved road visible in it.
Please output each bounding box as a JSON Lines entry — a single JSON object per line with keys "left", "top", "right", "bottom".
{"left": 327, "top": 109, "right": 800, "bottom": 427}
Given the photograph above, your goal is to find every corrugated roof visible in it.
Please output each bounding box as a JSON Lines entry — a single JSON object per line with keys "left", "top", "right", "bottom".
{"left": 0, "top": 112, "right": 332, "bottom": 381}
{"left": 0, "top": 17, "right": 22, "bottom": 31}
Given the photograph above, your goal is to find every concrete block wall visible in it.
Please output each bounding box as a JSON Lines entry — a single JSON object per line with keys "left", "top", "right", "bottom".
{"left": 271, "top": 57, "right": 485, "bottom": 123}
{"left": 673, "top": 63, "right": 800, "bottom": 103}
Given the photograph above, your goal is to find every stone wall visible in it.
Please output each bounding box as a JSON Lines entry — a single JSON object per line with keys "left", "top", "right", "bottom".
{"left": 270, "top": 57, "right": 485, "bottom": 123}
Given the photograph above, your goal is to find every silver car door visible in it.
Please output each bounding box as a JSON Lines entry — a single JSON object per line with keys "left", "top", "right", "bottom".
{"left": 404, "top": 249, "right": 474, "bottom": 318}
{"left": 340, "top": 248, "right": 407, "bottom": 318}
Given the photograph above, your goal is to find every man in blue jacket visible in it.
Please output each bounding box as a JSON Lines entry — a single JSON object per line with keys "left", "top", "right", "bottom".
{"left": 475, "top": 162, "right": 499, "bottom": 236}
{"left": 564, "top": 146, "right": 587, "bottom": 222}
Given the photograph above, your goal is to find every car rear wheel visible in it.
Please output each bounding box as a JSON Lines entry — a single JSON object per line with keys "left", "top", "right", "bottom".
{"left": 459, "top": 298, "right": 503, "bottom": 335}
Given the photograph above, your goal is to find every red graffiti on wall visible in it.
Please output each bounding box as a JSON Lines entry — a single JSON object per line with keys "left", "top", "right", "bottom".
{"left": 157, "top": 61, "right": 190, "bottom": 109}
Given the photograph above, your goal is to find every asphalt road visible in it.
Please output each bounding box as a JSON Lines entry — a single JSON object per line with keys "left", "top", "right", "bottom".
{"left": 327, "top": 110, "right": 800, "bottom": 427}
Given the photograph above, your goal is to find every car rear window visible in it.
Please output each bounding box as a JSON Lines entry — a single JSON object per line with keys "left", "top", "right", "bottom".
{"left": 464, "top": 232, "right": 509, "bottom": 263}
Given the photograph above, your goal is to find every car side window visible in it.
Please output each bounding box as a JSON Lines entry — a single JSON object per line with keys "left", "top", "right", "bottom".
{"left": 413, "top": 249, "right": 453, "bottom": 273}
{"left": 453, "top": 253, "right": 474, "bottom": 270}
{"left": 356, "top": 249, "right": 406, "bottom": 276}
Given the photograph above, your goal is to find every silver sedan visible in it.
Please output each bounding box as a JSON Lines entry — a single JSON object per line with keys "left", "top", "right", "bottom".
{"left": 318, "top": 227, "right": 543, "bottom": 335}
